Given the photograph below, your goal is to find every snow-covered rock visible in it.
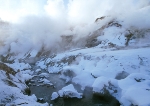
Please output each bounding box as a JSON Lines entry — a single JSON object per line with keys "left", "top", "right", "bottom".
{"left": 6, "top": 61, "right": 31, "bottom": 71}
{"left": 35, "top": 69, "right": 42, "bottom": 73}
{"left": 58, "top": 84, "right": 83, "bottom": 98}
{"left": 51, "top": 92, "right": 59, "bottom": 100}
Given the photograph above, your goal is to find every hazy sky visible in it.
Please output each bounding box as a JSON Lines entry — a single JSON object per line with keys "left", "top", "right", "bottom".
{"left": 0, "top": 0, "right": 68, "bottom": 22}
{"left": 0, "top": 0, "right": 110, "bottom": 23}
{"left": 0, "top": 0, "right": 150, "bottom": 23}
{"left": 0, "top": 0, "right": 71, "bottom": 21}
{"left": 0, "top": 0, "right": 46, "bottom": 22}
{"left": 0, "top": 0, "right": 149, "bottom": 24}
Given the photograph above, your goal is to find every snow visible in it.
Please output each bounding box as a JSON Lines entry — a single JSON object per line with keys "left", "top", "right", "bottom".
{"left": 121, "top": 88, "right": 150, "bottom": 106}
{"left": 27, "top": 50, "right": 38, "bottom": 58}
{"left": 41, "top": 46, "right": 150, "bottom": 105}
{"left": 29, "top": 45, "right": 150, "bottom": 105}
{"left": 6, "top": 61, "right": 31, "bottom": 71}
{"left": 72, "top": 72, "right": 95, "bottom": 90}
{"left": 97, "top": 26, "right": 126, "bottom": 47}
{"left": 58, "top": 84, "right": 82, "bottom": 98}
{"left": 92, "top": 76, "right": 110, "bottom": 93}
{"left": 38, "top": 78, "right": 52, "bottom": 85}
{"left": 38, "top": 73, "right": 49, "bottom": 78}
{"left": 48, "top": 65, "right": 61, "bottom": 73}
{"left": 14, "top": 70, "right": 33, "bottom": 84}
{"left": 60, "top": 65, "right": 81, "bottom": 83}
{"left": 0, "top": 70, "right": 48, "bottom": 106}
{"left": 92, "top": 76, "right": 120, "bottom": 99}
{"left": 35, "top": 69, "right": 41, "bottom": 73}
{"left": 118, "top": 73, "right": 150, "bottom": 90}
{"left": 118, "top": 73, "right": 150, "bottom": 105}
{"left": 10, "top": 44, "right": 148, "bottom": 105}
{"left": 51, "top": 92, "right": 59, "bottom": 100}
{"left": 36, "top": 61, "right": 47, "bottom": 69}
{"left": 0, "top": 1, "right": 150, "bottom": 105}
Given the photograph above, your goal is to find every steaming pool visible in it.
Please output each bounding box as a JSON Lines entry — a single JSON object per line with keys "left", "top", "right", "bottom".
{"left": 27, "top": 69, "right": 120, "bottom": 106}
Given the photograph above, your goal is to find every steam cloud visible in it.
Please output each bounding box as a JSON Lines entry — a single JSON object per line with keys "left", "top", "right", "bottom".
{"left": 0, "top": 0, "right": 150, "bottom": 55}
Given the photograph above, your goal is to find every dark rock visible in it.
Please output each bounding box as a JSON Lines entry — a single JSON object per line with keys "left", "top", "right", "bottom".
{"left": 62, "top": 70, "right": 76, "bottom": 78}
{"left": 107, "top": 21, "right": 122, "bottom": 28}
{"left": 134, "top": 78, "right": 145, "bottom": 82}
{"left": 95, "top": 16, "right": 106, "bottom": 22}
{"left": 0, "top": 54, "right": 14, "bottom": 63}
{"left": 91, "top": 73, "right": 97, "bottom": 78}
{"left": 61, "top": 55, "right": 76, "bottom": 65}
{"left": 0, "top": 62, "right": 16, "bottom": 76}
{"left": 37, "top": 98, "right": 45, "bottom": 103}
{"left": 108, "top": 42, "right": 116, "bottom": 48}
{"left": 24, "top": 88, "right": 31, "bottom": 96}
{"left": 115, "top": 71, "right": 129, "bottom": 80}
{"left": 92, "top": 92, "right": 120, "bottom": 106}
{"left": 86, "top": 38, "right": 101, "bottom": 48}
{"left": 3, "top": 79, "right": 17, "bottom": 87}
{"left": 125, "top": 30, "right": 133, "bottom": 46}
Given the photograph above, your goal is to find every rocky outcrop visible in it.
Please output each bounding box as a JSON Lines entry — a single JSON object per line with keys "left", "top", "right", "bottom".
{"left": 0, "top": 62, "right": 16, "bottom": 75}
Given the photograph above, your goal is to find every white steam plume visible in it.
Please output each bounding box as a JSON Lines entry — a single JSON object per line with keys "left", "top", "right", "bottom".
{"left": 0, "top": 0, "right": 150, "bottom": 55}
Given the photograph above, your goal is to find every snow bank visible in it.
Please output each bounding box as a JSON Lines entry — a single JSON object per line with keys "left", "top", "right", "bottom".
{"left": 51, "top": 92, "right": 59, "bottom": 100}
{"left": 58, "top": 84, "right": 82, "bottom": 98}
{"left": 44, "top": 46, "right": 150, "bottom": 105}
{"left": 60, "top": 65, "right": 81, "bottom": 83}
{"left": 121, "top": 88, "right": 150, "bottom": 106}
{"left": 92, "top": 76, "right": 110, "bottom": 93}
{"left": 118, "top": 73, "right": 150, "bottom": 105}
{"left": 6, "top": 61, "right": 31, "bottom": 71}
{"left": 51, "top": 84, "right": 82, "bottom": 100}
{"left": 0, "top": 70, "right": 48, "bottom": 106}
{"left": 72, "top": 72, "right": 95, "bottom": 90}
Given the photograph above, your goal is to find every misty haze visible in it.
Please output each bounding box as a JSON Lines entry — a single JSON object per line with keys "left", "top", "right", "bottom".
{"left": 0, "top": 0, "right": 150, "bottom": 106}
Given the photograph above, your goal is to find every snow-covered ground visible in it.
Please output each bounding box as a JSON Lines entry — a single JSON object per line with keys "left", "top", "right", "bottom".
{"left": 1, "top": 37, "right": 150, "bottom": 105}
{"left": 36, "top": 46, "right": 150, "bottom": 106}
{"left": 0, "top": 63, "right": 48, "bottom": 106}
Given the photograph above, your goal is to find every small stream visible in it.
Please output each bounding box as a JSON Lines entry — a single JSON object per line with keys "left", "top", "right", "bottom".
{"left": 27, "top": 68, "right": 120, "bottom": 106}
